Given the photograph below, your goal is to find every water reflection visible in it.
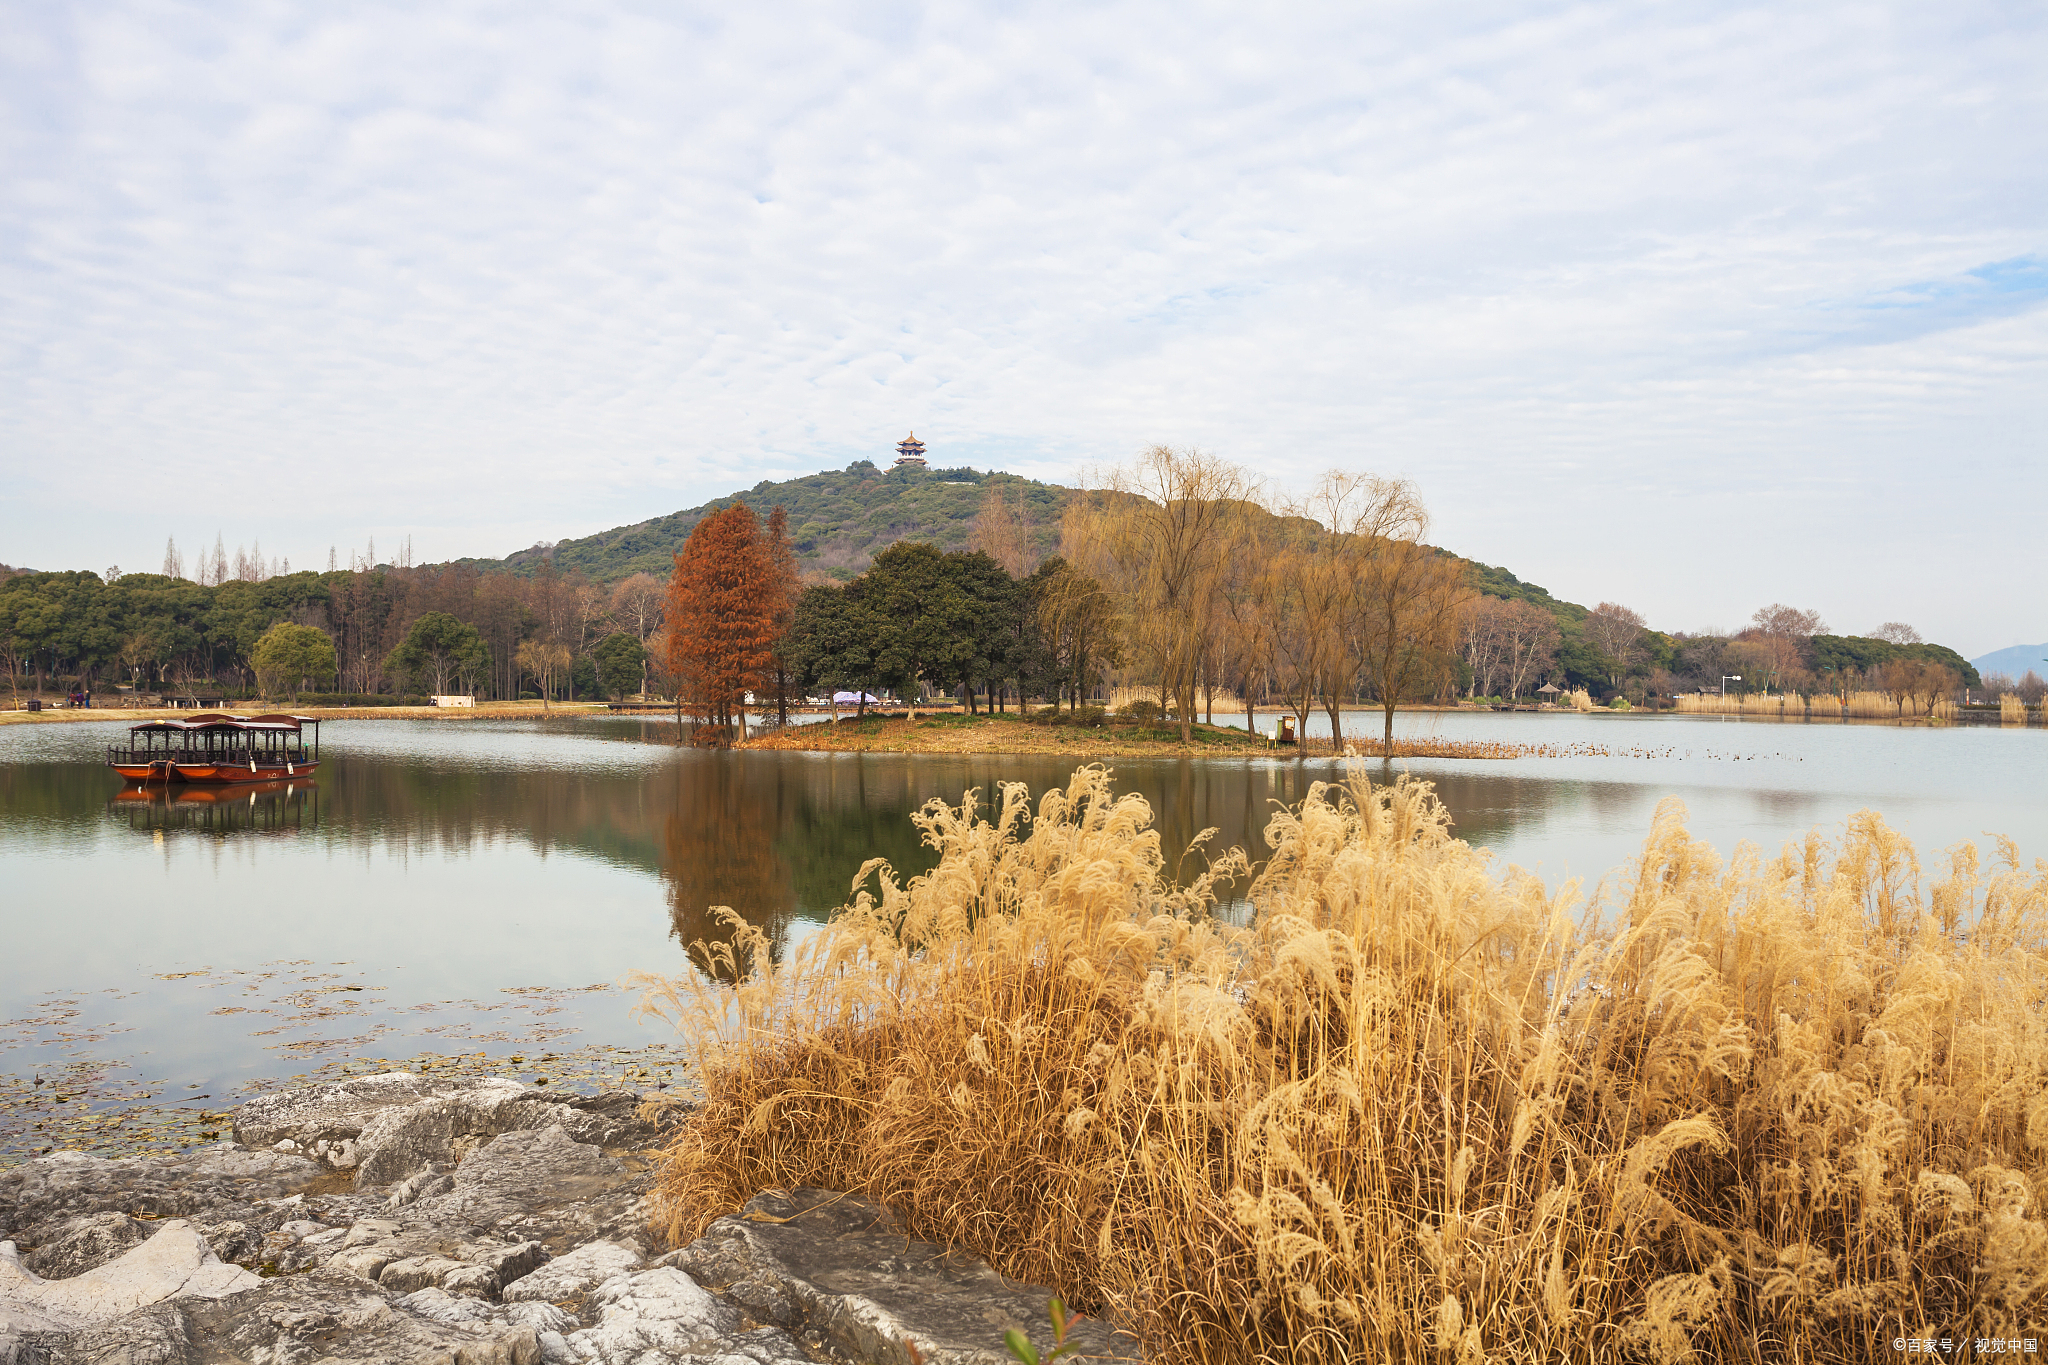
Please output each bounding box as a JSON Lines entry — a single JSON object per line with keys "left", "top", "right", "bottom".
{"left": 107, "top": 781, "right": 320, "bottom": 835}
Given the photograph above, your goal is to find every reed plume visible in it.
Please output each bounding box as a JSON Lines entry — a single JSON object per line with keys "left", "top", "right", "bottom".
{"left": 2003, "top": 693, "right": 2028, "bottom": 725}
{"left": 638, "top": 766, "right": 2048, "bottom": 1363}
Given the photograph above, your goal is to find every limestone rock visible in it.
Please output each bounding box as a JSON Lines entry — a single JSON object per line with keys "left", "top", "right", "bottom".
{"left": 668, "top": 1188, "right": 1141, "bottom": 1365}
{"left": 502, "top": 1241, "right": 643, "bottom": 1306}
{"left": 177, "top": 1274, "right": 545, "bottom": 1364}
{"left": 0, "top": 1145, "right": 316, "bottom": 1234}
{"left": 0, "top": 1220, "right": 259, "bottom": 1335}
{"left": 465, "top": 1239, "right": 550, "bottom": 1289}
{"left": 232, "top": 1072, "right": 676, "bottom": 1191}
{"left": 410, "top": 1126, "right": 647, "bottom": 1251}
{"left": 18, "top": 1212, "right": 149, "bottom": 1280}
{"left": 559, "top": 1267, "right": 812, "bottom": 1365}
{"left": 381, "top": 1254, "right": 475, "bottom": 1294}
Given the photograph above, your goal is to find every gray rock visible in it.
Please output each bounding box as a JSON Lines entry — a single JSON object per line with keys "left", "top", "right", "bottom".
{"left": 232, "top": 1072, "right": 677, "bottom": 1191}
{"left": 410, "top": 1126, "right": 648, "bottom": 1252}
{"left": 560, "top": 1267, "right": 812, "bottom": 1365}
{"left": 0, "top": 1146, "right": 316, "bottom": 1236}
{"left": 18, "top": 1212, "right": 149, "bottom": 1280}
{"left": 668, "top": 1188, "right": 1140, "bottom": 1365}
{"left": 388, "top": 1164, "right": 456, "bottom": 1208}
{"left": 325, "top": 1246, "right": 397, "bottom": 1283}
{"left": 341, "top": 1216, "right": 404, "bottom": 1249}
{"left": 194, "top": 1218, "right": 263, "bottom": 1266}
{"left": 502, "top": 1241, "right": 643, "bottom": 1306}
{"left": 0, "top": 1221, "right": 259, "bottom": 1335}
{"left": 466, "top": 1239, "right": 550, "bottom": 1289}
{"left": 177, "top": 1274, "right": 545, "bottom": 1364}
{"left": 380, "top": 1254, "right": 474, "bottom": 1293}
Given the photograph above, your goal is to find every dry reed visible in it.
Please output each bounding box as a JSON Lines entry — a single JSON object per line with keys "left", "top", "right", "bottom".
{"left": 637, "top": 767, "right": 2048, "bottom": 1363}
{"left": 2003, "top": 694, "right": 2029, "bottom": 726}
{"left": 1568, "top": 687, "right": 1596, "bottom": 712}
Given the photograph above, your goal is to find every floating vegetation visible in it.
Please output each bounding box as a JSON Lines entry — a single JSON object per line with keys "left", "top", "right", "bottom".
{"left": 0, "top": 960, "right": 694, "bottom": 1168}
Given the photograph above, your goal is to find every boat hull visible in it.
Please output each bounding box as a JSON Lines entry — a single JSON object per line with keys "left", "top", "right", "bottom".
{"left": 168, "top": 761, "right": 320, "bottom": 785}
{"left": 111, "top": 762, "right": 177, "bottom": 783}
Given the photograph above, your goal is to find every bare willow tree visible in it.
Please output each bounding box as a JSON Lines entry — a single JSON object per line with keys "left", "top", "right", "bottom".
{"left": 1351, "top": 482, "right": 1473, "bottom": 750}
{"left": 1067, "top": 447, "right": 1247, "bottom": 743}
{"left": 969, "top": 479, "right": 1036, "bottom": 578}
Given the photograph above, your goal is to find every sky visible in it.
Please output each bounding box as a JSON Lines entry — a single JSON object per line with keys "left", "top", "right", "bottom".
{"left": 2, "top": 2, "right": 2043, "bottom": 657}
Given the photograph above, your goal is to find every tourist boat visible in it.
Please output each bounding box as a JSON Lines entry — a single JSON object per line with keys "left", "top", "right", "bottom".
{"left": 107, "top": 713, "right": 323, "bottom": 785}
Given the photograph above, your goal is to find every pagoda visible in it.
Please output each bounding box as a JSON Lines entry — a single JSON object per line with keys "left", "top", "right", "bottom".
{"left": 893, "top": 432, "right": 928, "bottom": 467}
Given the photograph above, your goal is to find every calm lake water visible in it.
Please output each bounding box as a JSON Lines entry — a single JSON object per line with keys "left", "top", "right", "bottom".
{"left": 2, "top": 712, "right": 2044, "bottom": 1151}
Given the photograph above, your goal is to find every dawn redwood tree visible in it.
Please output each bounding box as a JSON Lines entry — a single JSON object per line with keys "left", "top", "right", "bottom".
{"left": 665, "top": 503, "right": 777, "bottom": 729}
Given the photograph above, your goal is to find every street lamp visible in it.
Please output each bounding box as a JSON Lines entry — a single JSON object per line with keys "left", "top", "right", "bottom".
{"left": 1722, "top": 674, "right": 1741, "bottom": 699}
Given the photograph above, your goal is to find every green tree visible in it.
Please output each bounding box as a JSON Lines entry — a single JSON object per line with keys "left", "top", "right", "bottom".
{"left": 858, "top": 541, "right": 978, "bottom": 720}
{"left": 592, "top": 631, "right": 647, "bottom": 701}
{"left": 787, "top": 584, "right": 887, "bottom": 717}
{"left": 251, "top": 622, "right": 338, "bottom": 702}
{"left": 386, "top": 611, "right": 487, "bottom": 696}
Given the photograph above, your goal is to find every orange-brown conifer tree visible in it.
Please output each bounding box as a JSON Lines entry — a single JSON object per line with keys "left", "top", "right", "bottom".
{"left": 665, "top": 504, "right": 777, "bottom": 729}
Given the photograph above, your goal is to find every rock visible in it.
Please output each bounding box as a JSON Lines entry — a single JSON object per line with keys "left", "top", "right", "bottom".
{"left": 465, "top": 1239, "right": 550, "bottom": 1289}
{"left": 0, "top": 1220, "right": 259, "bottom": 1334}
{"left": 502, "top": 1241, "right": 643, "bottom": 1306}
{"left": 278, "top": 1218, "right": 328, "bottom": 1240}
{"left": 18, "top": 1212, "right": 149, "bottom": 1280}
{"left": 195, "top": 1218, "right": 263, "bottom": 1266}
{"left": 388, "top": 1165, "right": 456, "bottom": 1208}
{"left": 178, "top": 1274, "right": 545, "bottom": 1364}
{"left": 341, "top": 1217, "right": 404, "bottom": 1249}
{"left": 326, "top": 1246, "right": 397, "bottom": 1282}
{"left": 232, "top": 1072, "right": 677, "bottom": 1191}
{"left": 559, "top": 1267, "right": 812, "bottom": 1365}
{"left": 445, "top": 1264, "right": 500, "bottom": 1298}
{"left": 668, "top": 1188, "right": 1141, "bottom": 1365}
{"left": 410, "top": 1126, "right": 646, "bottom": 1251}
{"left": 0, "top": 1145, "right": 317, "bottom": 1234}
{"left": 381, "top": 1254, "right": 475, "bottom": 1294}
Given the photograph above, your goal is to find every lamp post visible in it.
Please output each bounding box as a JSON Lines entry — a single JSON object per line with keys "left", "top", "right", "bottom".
{"left": 1722, "top": 674, "right": 1741, "bottom": 700}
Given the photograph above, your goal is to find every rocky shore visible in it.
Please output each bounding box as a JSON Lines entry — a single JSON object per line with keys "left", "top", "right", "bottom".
{"left": 1, "top": 1072, "right": 1135, "bottom": 1364}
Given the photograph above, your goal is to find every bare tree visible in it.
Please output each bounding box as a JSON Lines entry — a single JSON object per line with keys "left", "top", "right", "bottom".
{"left": 969, "top": 480, "right": 1035, "bottom": 577}
{"left": 611, "top": 573, "right": 666, "bottom": 643}
{"left": 1350, "top": 481, "right": 1472, "bottom": 749}
{"left": 1749, "top": 603, "right": 1826, "bottom": 690}
{"left": 1497, "top": 600, "right": 1563, "bottom": 702}
{"left": 1067, "top": 447, "right": 1247, "bottom": 742}
{"left": 1584, "top": 602, "right": 1648, "bottom": 687}
{"left": 1871, "top": 621, "right": 1922, "bottom": 645}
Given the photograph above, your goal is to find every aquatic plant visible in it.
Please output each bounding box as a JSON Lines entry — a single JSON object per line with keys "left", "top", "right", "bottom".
{"left": 637, "top": 765, "right": 2048, "bottom": 1364}
{"left": 2003, "top": 693, "right": 2029, "bottom": 726}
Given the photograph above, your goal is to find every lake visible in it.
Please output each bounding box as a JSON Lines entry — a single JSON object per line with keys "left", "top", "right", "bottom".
{"left": 3, "top": 711, "right": 2044, "bottom": 1160}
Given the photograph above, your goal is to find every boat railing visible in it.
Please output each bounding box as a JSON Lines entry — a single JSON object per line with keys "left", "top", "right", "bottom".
{"left": 107, "top": 744, "right": 316, "bottom": 765}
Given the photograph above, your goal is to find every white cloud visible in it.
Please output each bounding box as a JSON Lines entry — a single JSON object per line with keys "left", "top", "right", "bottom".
{"left": 0, "top": 0, "right": 2041, "bottom": 651}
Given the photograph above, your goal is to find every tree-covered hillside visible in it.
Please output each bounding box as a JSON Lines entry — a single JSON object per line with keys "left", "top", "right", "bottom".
{"left": 466, "top": 462, "right": 1069, "bottom": 584}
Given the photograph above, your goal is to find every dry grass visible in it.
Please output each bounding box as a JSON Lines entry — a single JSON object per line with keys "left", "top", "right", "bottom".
{"left": 2003, "top": 694, "right": 2029, "bottom": 726}
{"left": 1674, "top": 693, "right": 1795, "bottom": 716}
{"left": 637, "top": 767, "right": 2048, "bottom": 1364}
{"left": 1569, "top": 687, "right": 1596, "bottom": 712}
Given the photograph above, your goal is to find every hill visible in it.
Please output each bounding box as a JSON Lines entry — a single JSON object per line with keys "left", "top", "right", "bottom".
{"left": 1970, "top": 643, "right": 2048, "bottom": 683}
{"left": 465, "top": 462, "right": 1068, "bottom": 584}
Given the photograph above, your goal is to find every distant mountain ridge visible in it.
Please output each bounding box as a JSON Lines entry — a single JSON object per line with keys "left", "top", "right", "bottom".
{"left": 1971, "top": 643, "right": 2048, "bottom": 682}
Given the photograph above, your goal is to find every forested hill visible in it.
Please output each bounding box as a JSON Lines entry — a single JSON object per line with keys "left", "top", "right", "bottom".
{"left": 461, "top": 462, "right": 1069, "bottom": 584}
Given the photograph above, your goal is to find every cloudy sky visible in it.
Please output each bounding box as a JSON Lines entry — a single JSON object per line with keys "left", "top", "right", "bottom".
{"left": 3, "top": 1, "right": 2042, "bottom": 654}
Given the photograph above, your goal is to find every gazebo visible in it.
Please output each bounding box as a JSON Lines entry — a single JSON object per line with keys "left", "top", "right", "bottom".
{"left": 1535, "top": 683, "right": 1561, "bottom": 701}
{"left": 893, "top": 433, "right": 928, "bottom": 467}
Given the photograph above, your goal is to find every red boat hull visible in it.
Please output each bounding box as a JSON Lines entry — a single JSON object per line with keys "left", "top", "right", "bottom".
{"left": 171, "top": 761, "right": 320, "bottom": 784}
